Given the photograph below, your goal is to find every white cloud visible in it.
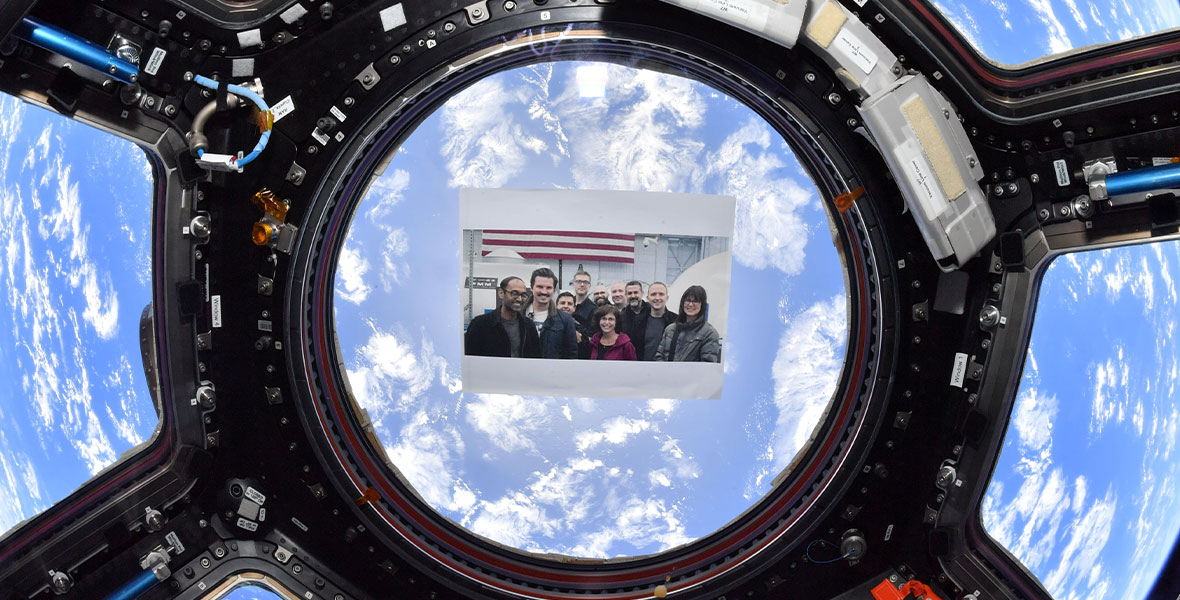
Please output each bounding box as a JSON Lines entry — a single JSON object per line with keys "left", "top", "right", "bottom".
{"left": 0, "top": 430, "right": 44, "bottom": 535}
{"left": 755, "top": 296, "right": 846, "bottom": 494}
{"left": 1043, "top": 488, "right": 1117, "bottom": 598}
{"left": 386, "top": 411, "right": 472, "bottom": 514}
{"left": 335, "top": 245, "right": 372, "bottom": 305}
{"left": 702, "top": 118, "right": 814, "bottom": 276}
{"left": 364, "top": 168, "right": 410, "bottom": 220}
{"left": 347, "top": 328, "right": 454, "bottom": 417}
{"left": 574, "top": 416, "right": 651, "bottom": 452}
{"left": 1027, "top": 0, "right": 1074, "bottom": 54}
{"left": 440, "top": 76, "right": 547, "bottom": 188}
{"left": 465, "top": 394, "right": 549, "bottom": 453}
{"left": 1063, "top": 0, "right": 1088, "bottom": 31}
{"left": 379, "top": 227, "right": 410, "bottom": 289}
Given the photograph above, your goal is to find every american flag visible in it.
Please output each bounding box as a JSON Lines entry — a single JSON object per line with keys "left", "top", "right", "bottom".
{"left": 481, "top": 230, "right": 635, "bottom": 263}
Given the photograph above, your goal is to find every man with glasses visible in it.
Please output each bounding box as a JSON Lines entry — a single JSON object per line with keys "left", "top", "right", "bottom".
{"left": 464, "top": 276, "right": 540, "bottom": 357}
{"left": 571, "top": 270, "right": 596, "bottom": 326}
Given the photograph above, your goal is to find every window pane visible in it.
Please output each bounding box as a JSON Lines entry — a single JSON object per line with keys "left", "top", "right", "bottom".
{"left": 982, "top": 241, "right": 1180, "bottom": 599}
{"left": 217, "top": 584, "right": 285, "bottom": 600}
{"left": 0, "top": 96, "right": 155, "bottom": 536}
{"left": 334, "top": 61, "right": 850, "bottom": 557}
{"left": 929, "top": 0, "right": 1180, "bottom": 67}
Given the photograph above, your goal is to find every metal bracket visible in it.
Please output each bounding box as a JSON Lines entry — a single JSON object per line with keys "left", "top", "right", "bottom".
{"left": 355, "top": 63, "right": 380, "bottom": 90}
{"left": 463, "top": 1, "right": 490, "bottom": 25}
{"left": 285, "top": 162, "right": 306, "bottom": 185}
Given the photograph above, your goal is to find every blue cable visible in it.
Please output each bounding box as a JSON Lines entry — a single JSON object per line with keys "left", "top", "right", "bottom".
{"left": 805, "top": 539, "right": 850, "bottom": 564}
{"left": 103, "top": 569, "right": 159, "bottom": 600}
{"left": 191, "top": 74, "right": 271, "bottom": 168}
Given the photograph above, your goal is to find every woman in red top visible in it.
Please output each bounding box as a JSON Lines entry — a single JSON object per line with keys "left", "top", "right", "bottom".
{"left": 589, "top": 305, "right": 637, "bottom": 360}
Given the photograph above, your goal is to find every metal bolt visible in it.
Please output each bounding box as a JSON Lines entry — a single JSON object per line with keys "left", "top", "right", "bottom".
{"left": 472, "top": 8, "right": 483, "bottom": 17}
{"left": 1005, "top": 182, "right": 1019, "bottom": 195}
{"left": 343, "top": 96, "right": 354, "bottom": 107}
{"left": 846, "top": 118, "right": 858, "bottom": 128}
{"left": 293, "top": 564, "right": 303, "bottom": 574}
{"left": 197, "top": 385, "right": 216, "bottom": 408}
{"left": 50, "top": 570, "right": 71, "bottom": 595}
{"left": 274, "top": 32, "right": 287, "bottom": 44}
{"left": 445, "top": 21, "right": 457, "bottom": 33}
{"left": 827, "top": 92, "right": 842, "bottom": 105}
{"left": 942, "top": 109, "right": 951, "bottom": 119}
{"left": 214, "top": 547, "right": 226, "bottom": 558}
{"left": 912, "top": 336, "right": 921, "bottom": 344}
{"left": 320, "top": 3, "right": 334, "bottom": 19}
{"left": 200, "top": 558, "right": 211, "bottom": 568}
{"left": 389, "top": 55, "right": 401, "bottom": 65}
{"left": 981, "top": 339, "right": 991, "bottom": 349}
{"left": 165, "top": 105, "right": 177, "bottom": 117}
{"left": 1073, "top": 196, "right": 1094, "bottom": 219}
{"left": 307, "top": 145, "right": 318, "bottom": 154}
{"left": 968, "top": 158, "right": 977, "bottom": 168}
{"left": 1030, "top": 173, "right": 1040, "bottom": 183}
{"left": 1059, "top": 205, "right": 1071, "bottom": 216}
{"left": 362, "top": 73, "right": 373, "bottom": 85}
{"left": 266, "top": 365, "right": 276, "bottom": 373}
{"left": 980, "top": 305, "right": 1000, "bottom": 329}
{"left": 1038, "top": 208, "right": 1051, "bottom": 221}
{"left": 936, "top": 465, "right": 956, "bottom": 489}
{"left": 145, "top": 507, "right": 165, "bottom": 531}
{"left": 144, "top": 96, "right": 156, "bottom": 109}
{"left": 804, "top": 72, "right": 816, "bottom": 83}
{"left": 971, "top": 367, "right": 983, "bottom": 378}
{"left": 199, "top": 519, "right": 208, "bottom": 527}
{"left": 993, "top": 184, "right": 1005, "bottom": 197}
{"left": 967, "top": 394, "right": 977, "bottom": 405}
{"left": 196, "top": 336, "right": 208, "bottom": 350}
{"left": 190, "top": 215, "right": 211, "bottom": 239}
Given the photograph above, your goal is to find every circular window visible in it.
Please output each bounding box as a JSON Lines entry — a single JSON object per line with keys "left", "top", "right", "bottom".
{"left": 291, "top": 25, "right": 891, "bottom": 597}
{"left": 331, "top": 59, "right": 849, "bottom": 558}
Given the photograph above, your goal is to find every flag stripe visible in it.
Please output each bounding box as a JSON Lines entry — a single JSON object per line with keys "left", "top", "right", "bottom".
{"left": 481, "top": 233, "right": 634, "bottom": 248}
{"left": 484, "top": 229, "right": 634, "bottom": 241}
{"left": 482, "top": 246, "right": 634, "bottom": 259}
{"left": 486, "top": 251, "right": 635, "bottom": 264}
{"left": 482, "top": 239, "right": 632, "bottom": 252}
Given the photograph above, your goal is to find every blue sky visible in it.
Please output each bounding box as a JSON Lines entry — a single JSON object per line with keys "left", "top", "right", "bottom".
{"left": 0, "top": 95, "right": 154, "bottom": 535}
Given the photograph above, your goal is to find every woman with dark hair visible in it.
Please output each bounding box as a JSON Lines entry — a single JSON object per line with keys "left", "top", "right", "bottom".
{"left": 588, "top": 305, "right": 637, "bottom": 360}
{"left": 653, "top": 285, "right": 720, "bottom": 362}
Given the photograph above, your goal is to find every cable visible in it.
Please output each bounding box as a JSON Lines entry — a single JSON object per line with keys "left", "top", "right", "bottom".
{"left": 805, "top": 539, "right": 850, "bottom": 564}
{"left": 190, "top": 74, "right": 272, "bottom": 169}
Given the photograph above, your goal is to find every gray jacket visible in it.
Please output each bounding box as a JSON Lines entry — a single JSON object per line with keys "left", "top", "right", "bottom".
{"left": 653, "top": 321, "right": 720, "bottom": 362}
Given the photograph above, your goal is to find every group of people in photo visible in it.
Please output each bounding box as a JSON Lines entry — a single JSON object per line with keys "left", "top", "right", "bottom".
{"left": 464, "top": 268, "right": 720, "bottom": 362}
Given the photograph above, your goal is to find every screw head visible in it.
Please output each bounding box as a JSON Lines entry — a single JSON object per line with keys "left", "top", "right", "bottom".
{"left": 1038, "top": 208, "right": 1050, "bottom": 220}
{"left": 804, "top": 72, "right": 816, "bottom": 83}
{"left": 827, "top": 92, "right": 842, "bottom": 105}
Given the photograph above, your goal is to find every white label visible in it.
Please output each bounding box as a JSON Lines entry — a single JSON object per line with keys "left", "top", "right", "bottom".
{"left": 833, "top": 29, "right": 879, "bottom": 74}
{"left": 884, "top": 523, "right": 894, "bottom": 541}
{"left": 379, "top": 4, "right": 407, "bottom": 31}
{"left": 280, "top": 3, "right": 309, "bottom": 24}
{"left": 259, "top": 507, "right": 267, "bottom": 521}
{"left": 950, "top": 352, "right": 968, "bottom": 387}
{"left": 232, "top": 58, "right": 255, "bottom": 77}
{"left": 1153, "top": 157, "right": 1175, "bottom": 166}
{"left": 237, "top": 29, "right": 263, "bottom": 48}
{"left": 1053, "top": 159, "right": 1070, "bottom": 186}
{"left": 291, "top": 517, "right": 309, "bottom": 532}
{"left": 540, "top": 10, "right": 551, "bottom": 20}
{"left": 272, "top": 96, "right": 295, "bottom": 122}
{"left": 901, "top": 149, "right": 946, "bottom": 219}
{"left": 245, "top": 486, "right": 267, "bottom": 505}
{"left": 144, "top": 47, "right": 167, "bottom": 75}
{"left": 236, "top": 517, "right": 258, "bottom": 532}
{"left": 334, "top": 131, "right": 345, "bottom": 143}
{"left": 211, "top": 295, "right": 222, "bottom": 328}
{"left": 693, "top": 0, "right": 770, "bottom": 30}
{"left": 166, "top": 531, "right": 185, "bottom": 554}
{"left": 198, "top": 582, "right": 207, "bottom": 591}
{"left": 312, "top": 129, "right": 329, "bottom": 145}
{"left": 330, "top": 106, "right": 347, "bottom": 122}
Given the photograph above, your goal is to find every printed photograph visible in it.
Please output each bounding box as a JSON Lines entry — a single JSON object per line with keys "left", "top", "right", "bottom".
{"left": 459, "top": 188, "right": 734, "bottom": 399}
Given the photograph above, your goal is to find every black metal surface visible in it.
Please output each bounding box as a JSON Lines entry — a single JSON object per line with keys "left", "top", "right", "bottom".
{"left": 0, "top": 1, "right": 1178, "bottom": 599}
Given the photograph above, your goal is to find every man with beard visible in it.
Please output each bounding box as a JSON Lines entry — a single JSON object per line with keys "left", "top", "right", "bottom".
{"left": 525, "top": 267, "right": 578, "bottom": 359}
{"left": 464, "top": 276, "right": 540, "bottom": 358}
{"left": 619, "top": 280, "right": 651, "bottom": 360}
{"left": 592, "top": 284, "right": 610, "bottom": 307}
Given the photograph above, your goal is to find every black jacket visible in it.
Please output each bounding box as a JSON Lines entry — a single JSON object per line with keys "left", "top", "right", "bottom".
{"left": 573, "top": 297, "right": 597, "bottom": 326}
{"left": 623, "top": 303, "right": 678, "bottom": 361}
{"left": 464, "top": 311, "right": 540, "bottom": 358}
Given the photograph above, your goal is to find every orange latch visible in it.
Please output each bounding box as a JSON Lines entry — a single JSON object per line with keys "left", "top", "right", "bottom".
{"left": 870, "top": 577, "right": 943, "bottom": 600}
{"left": 834, "top": 186, "right": 865, "bottom": 213}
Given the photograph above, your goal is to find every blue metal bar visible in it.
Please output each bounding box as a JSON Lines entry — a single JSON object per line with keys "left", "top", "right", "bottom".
{"left": 12, "top": 16, "right": 138, "bottom": 84}
{"left": 1106, "top": 161, "right": 1180, "bottom": 197}
{"left": 103, "top": 569, "right": 160, "bottom": 600}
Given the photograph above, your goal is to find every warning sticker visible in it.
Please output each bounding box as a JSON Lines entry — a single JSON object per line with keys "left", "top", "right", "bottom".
{"left": 311, "top": 128, "right": 329, "bottom": 145}
{"left": 245, "top": 486, "right": 267, "bottom": 505}
{"left": 236, "top": 517, "right": 258, "bottom": 532}
{"left": 1053, "top": 159, "right": 1070, "bottom": 187}
{"left": 950, "top": 352, "right": 968, "bottom": 388}
{"left": 144, "top": 47, "right": 167, "bottom": 76}
{"left": 330, "top": 105, "right": 347, "bottom": 122}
